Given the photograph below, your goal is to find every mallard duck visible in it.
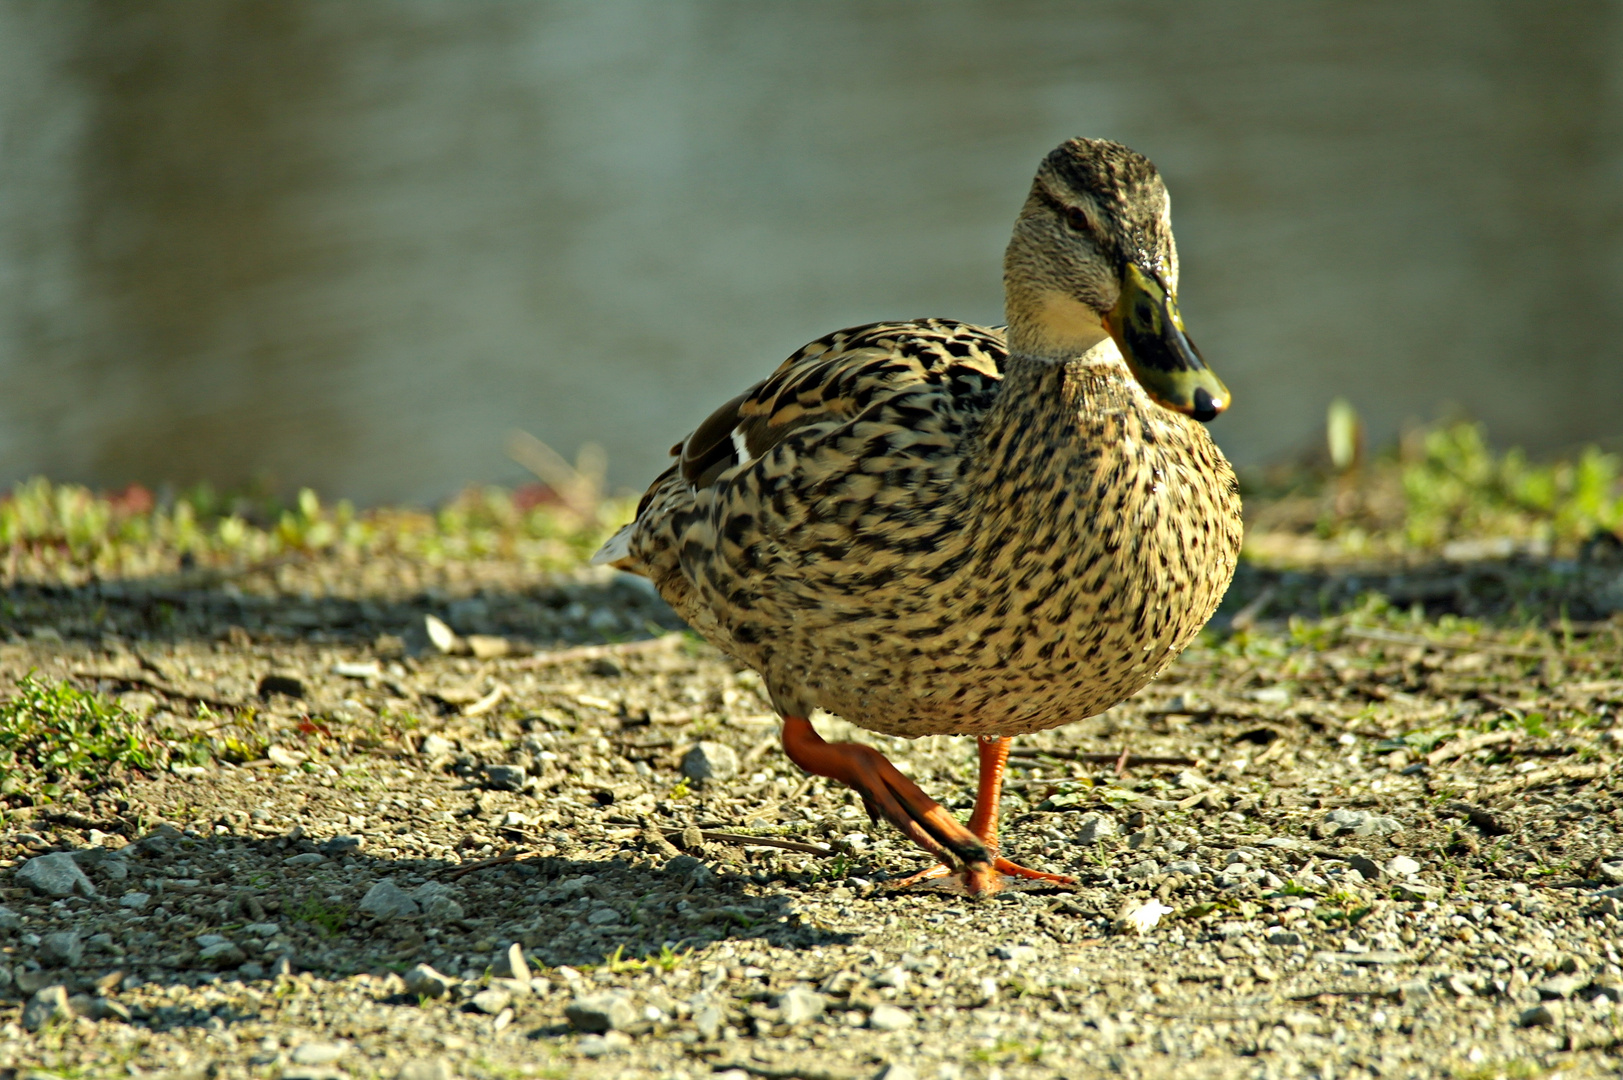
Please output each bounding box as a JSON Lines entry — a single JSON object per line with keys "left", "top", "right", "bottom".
{"left": 595, "top": 138, "right": 1243, "bottom": 894}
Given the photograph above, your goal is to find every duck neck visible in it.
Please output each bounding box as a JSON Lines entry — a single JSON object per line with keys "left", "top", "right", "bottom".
{"left": 1002, "top": 249, "right": 1112, "bottom": 362}
{"left": 1003, "top": 300, "right": 1111, "bottom": 363}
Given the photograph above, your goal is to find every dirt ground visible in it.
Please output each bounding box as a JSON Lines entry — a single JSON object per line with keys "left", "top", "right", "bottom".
{"left": 1, "top": 521, "right": 1622, "bottom": 1080}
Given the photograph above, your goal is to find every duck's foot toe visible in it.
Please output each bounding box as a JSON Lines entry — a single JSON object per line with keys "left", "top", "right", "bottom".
{"left": 891, "top": 857, "right": 1076, "bottom": 896}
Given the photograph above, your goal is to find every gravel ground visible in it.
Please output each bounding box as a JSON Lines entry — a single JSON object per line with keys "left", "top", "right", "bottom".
{"left": 1, "top": 541, "right": 1622, "bottom": 1080}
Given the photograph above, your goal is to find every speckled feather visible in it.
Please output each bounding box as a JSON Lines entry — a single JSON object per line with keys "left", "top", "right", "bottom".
{"left": 598, "top": 317, "right": 1242, "bottom": 738}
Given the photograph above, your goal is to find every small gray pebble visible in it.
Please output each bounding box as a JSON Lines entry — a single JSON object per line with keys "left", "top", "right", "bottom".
{"left": 1393, "top": 980, "right": 1432, "bottom": 1004}
{"left": 870, "top": 965, "right": 909, "bottom": 990}
{"left": 396, "top": 1058, "right": 454, "bottom": 1080}
{"left": 14, "top": 969, "right": 52, "bottom": 995}
{"left": 1519, "top": 1003, "right": 1560, "bottom": 1027}
{"left": 1537, "top": 974, "right": 1587, "bottom": 1000}
{"left": 1346, "top": 854, "right": 1382, "bottom": 880}
{"left": 39, "top": 931, "right": 82, "bottom": 967}
{"left": 94, "top": 854, "right": 131, "bottom": 881}
{"left": 487, "top": 977, "right": 530, "bottom": 998}
{"left": 1075, "top": 812, "right": 1116, "bottom": 844}
{"left": 1267, "top": 930, "right": 1305, "bottom": 947}
{"left": 681, "top": 740, "right": 739, "bottom": 782}
{"left": 1320, "top": 809, "right": 1403, "bottom": 838}
{"left": 492, "top": 943, "right": 529, "bottom": 982}
{"left": 484, "top": 764, "right": 527, "bottom": 791}
{"left": 16, "top": 853, "right": 96, "bottom": 899}
{"left": 358, "top": 879, "right": 420, "bottom": 921}
{"left": 992, "top": 944, "right": 1037, "bottom": 963}
{"left": 403, "top": 963, "right": 456, "bottom": 999}
{"left": 22, "top": 985, "right": 72, "bottom": 1031}
{"left": 411, "top": 881, "right": 464, "bottom": 921}
{"left": 120, "top": 892, "right": 151, "bottom": 910}
{"left": 876, "top": 1066, "right": 920, "bottom": 1080}
{"left": 470, "top": 988, "right": 512, "bottom": 1015}
{"left": 284, "top": 852, "right": 326, "bottom": 866}
{"left": 868, "top": 1004, "right": 914, "bottom": 1031}
{"left": 1385, "top": 855, "right": 1422, "bottom": 877}
{"left": 332, "top": 660, "right": 381, "bottom": 679}
{"left": 419, "top": 733, "right": 454, "bottom": 759}
{"left": 290, "top": 1042, "right": 349, "bottom": 1066}
{"left": 663, "top": 855, "right": 715, "bottom": 885}
{"left": 692, "top": 1001, "right": 723, "bottom": 1040}
{"left": 320, "top": 835, "right": 364, "bottom": 857}
{"left": 90, "top": 996, "right": 133, "bottom": 1022}
{"left": 778, "top": 987, "right": 827, "bottom": 1026}
{"left": 0, "top": 905, "right": 20, "bottom": 931}
{"left": 198, "top": 941, "right": 248, "bottom": 967}
{"left": 566, "top": 991, "right": 636, "bottom": 1032}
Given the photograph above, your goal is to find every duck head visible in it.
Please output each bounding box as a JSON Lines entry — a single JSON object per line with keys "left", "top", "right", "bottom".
{"left": 1003, "top": 138, "right": 1230, "bottom": 422}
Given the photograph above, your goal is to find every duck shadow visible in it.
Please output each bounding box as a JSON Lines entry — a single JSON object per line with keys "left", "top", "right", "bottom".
{"left": 35, "top": 829, "right": 854, "bottom": 1033}
{"left": 4, "top": 566, "right": 688, "bottom": 656}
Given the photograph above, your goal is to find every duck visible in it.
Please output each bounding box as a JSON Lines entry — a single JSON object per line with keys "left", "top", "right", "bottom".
{"left": 594, "top": 138, "right": 1243, "bottom": 894}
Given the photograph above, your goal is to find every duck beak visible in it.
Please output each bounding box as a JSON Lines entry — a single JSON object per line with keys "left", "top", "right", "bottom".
{"left": 1103, "top": 263, "right": 1230, "bottom": 422}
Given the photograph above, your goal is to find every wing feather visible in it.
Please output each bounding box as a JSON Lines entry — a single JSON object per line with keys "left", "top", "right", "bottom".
{"left": 675, "top": 319, "right": 1006, "bottom": 494}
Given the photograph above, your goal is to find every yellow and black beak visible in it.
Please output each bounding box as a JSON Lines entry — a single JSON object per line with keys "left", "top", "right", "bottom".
{"left": 1103, "top": 263, "right": 1230, "bottom": 422}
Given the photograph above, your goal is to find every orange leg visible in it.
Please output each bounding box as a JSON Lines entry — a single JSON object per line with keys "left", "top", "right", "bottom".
{"left": 781, "top": 715, "right": 992, "bottom": 875}
{"left": 780, "top": 717, "right": 1072, "bottom": 895}
{"left": 894, "top": 736, "right": 1076, "bottom": 893}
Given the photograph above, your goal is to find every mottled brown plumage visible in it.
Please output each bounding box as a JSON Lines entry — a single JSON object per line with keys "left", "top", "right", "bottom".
{"left": 595, "top": 138, "right": 1242, "bottom": 890}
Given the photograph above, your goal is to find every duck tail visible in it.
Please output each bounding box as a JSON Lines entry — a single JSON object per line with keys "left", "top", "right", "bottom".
{"left": 590, "top": 524, "right": 636, "bottom": 568}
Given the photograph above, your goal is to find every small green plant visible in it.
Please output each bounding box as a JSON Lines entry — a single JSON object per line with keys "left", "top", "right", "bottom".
{"left": 1518, "top": 711, "right": 1551, "bottom": 739}
{"left": 289, "top": 894, "right": 350, "bottom": 937}
{"left": 1313, "top": 891, "right": 1372, "bottom": 927}
{"left": 599, "top": 944, "right": 643, "bottom": 973}
{"left": 807, "top": 851, "right": 856, "bottom": 884}
{"left": 1453, "top": 1058, "right": 1546, "bottom": 1080}
{"left": 0, "top": 674, "right": 171, "bottom": 801}
{"left": 970, "top": 1038, "right": 1047, "bottom": 1064}
{"left": 651, "top": 943, "right": 693, "bottom": 972}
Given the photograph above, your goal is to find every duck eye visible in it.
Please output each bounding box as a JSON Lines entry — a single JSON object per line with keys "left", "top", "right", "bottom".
{"left": 1064, "top": 206, "right": 1090, "bottom": 233}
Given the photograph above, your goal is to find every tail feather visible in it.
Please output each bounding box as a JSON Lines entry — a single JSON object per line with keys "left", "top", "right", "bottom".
{"left": 590, "top": 524, "right": 635, "bottom": 568}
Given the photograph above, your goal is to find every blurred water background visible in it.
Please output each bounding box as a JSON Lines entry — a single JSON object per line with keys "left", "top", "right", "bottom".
{"left": 1, "top": 2, "right": 1620, "bottom": 505}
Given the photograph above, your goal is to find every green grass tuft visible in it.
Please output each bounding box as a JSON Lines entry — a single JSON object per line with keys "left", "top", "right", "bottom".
{"left": 0, "top": 673, "right": 171, "bottom": 802}
{"left": 1402, "top": 421, "right": 1623, "bottom": 549}
{"left": 0, "top": 477, "right": 633, "bottom": 586}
